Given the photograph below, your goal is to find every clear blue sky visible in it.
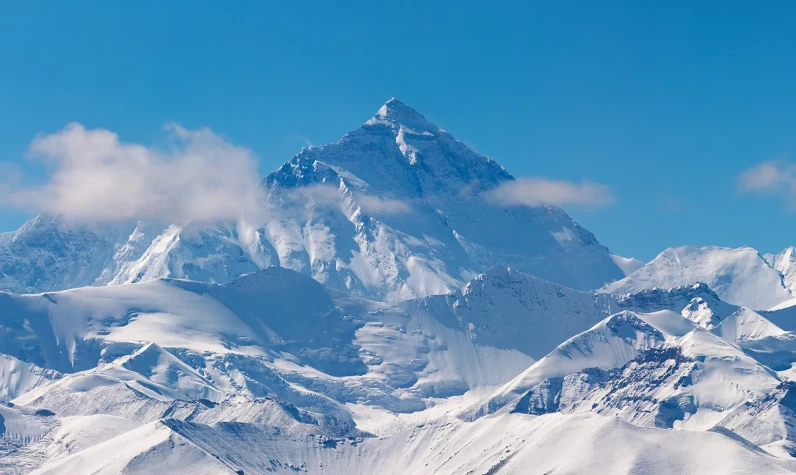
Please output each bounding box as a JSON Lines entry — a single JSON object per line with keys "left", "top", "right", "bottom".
{"left": 1, "top": 1, "right": 795, "bottom": 260}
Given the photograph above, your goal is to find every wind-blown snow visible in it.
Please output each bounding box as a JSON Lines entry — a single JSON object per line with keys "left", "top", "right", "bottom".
{"left": 611, "top": 254, "right": 646, "bottom": 276}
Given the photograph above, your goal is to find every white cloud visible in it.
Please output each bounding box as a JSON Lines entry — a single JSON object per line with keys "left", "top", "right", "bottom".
{"left": 484, "top": 177, "right": 615, "bottom": 209}
{"left": 295, "top": 184, "right": 343, "bottom": 209}
{"left": 737, "top": 160, "right": 796, "bottom": 200}
{"left": 281, "top": 184, "right": 411, "bottom": 217}
{"left": 356, "top": 194, "right": 412, "bottom": 215}
{"left": 4, "top": 123, "right": 268, "bottom": 225}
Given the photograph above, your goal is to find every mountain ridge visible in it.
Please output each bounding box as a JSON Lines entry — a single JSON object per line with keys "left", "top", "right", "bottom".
{"left": 602, "top": 245, "right": 794, "bottom": 310}
{"left": 0, "top": 99, "right": 624, "bottom": 300}
{"left": 6, "top": 99, "right": 796, "bottom": 473}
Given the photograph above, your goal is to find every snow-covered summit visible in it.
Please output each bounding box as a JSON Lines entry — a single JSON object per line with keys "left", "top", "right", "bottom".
{"left": 0, "top": 99, "right": 624, "bottom": 299}
{"left": 602, "top": 245, "right": 793, "bottom": 310}
{"left": 366, "top": 98, "right": 441, "bottom": 132}
{"left": 274, "top": 98, "right": 511, "bottom": 199}
{"left": 262, "top": 100, "right": 624, "bottom": 297}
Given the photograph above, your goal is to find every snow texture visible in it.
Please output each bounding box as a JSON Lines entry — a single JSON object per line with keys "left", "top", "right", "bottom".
{"left": 603, "top": 245, "right": 794, "bottom": 310}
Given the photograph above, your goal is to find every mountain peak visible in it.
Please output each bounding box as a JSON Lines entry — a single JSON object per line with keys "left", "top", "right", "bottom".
{"left": 367, "top": 98, "right": 439, "bottom": 132}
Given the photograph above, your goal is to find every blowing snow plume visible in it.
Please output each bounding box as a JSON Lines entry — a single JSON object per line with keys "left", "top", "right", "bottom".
{"left": 3, "top": 123, "right": 267, "bottom": 225}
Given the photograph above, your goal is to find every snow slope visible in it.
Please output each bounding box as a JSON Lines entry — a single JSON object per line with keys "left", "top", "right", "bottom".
{"left": 465, "top": 311, "right": 668, "bottom": 420}
{"left": 602, "top": 246, "right": 793, "bottom": 310}
{"left": 717, "top": 381, "right": 796, "bottom": 458}
{"left": 2, "top": 266, "right": 796, "bottom": 472}
{"left": 713, "top": 307, "right": 789, "bottom": 343}
{"left": 0, "top": 355, "right": 60, "bottom": 401}
{"left": 767, "top": 247, "right": 796, "bottom": 295}
{"left": 490, "top": 327, "right": 781, "bottom": 431}
{"left": 410, "top": 265, "right": 616, "bottom": 359}
{"left": 0, "top": 267, "right": 623, "bottom": 429}
{"left": 466, "top": 296, "right": 796, "bottom": 431}
{"left": 30, "top": 420, "right": 234, "bottom": 475}
{"left": 29, "top": 413, "right": 794, "bottom": 475}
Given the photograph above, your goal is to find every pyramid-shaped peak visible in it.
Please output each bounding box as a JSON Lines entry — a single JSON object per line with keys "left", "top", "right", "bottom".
{"left": 369, "top": 98, "right": 440, "bottom": 132}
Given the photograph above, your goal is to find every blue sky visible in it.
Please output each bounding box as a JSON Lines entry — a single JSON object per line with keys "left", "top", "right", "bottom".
{"left": 1, "top": 1, "right": 795, "bottom": 260}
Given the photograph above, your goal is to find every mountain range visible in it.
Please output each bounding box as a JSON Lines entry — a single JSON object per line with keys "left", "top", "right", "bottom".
{"left": 2, "top": 100, "right": 796, "bottom": 474}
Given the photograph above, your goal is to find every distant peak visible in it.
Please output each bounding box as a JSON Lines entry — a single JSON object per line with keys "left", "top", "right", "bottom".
{"left": 367, "top": 98, "right": 439, "bottom": 132}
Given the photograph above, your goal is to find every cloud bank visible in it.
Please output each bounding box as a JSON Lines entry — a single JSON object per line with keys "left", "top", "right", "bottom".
{"left": 5, "top": 123, "right": 267, "bottom": 224}
{"left": 484, "top": 177, "right": 615, "bottom": 209}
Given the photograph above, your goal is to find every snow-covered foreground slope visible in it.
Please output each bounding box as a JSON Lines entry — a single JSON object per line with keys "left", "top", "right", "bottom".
{"left": 0, "top": 263, "right": 736, "bottom": 422}
{"left": 26, "top": 413, "right": 794, "bottom": 475}
{"left": 2, "top": 266, "right": 605, "bottom": 419}
{"left": 3, "top": 251, "right": 796, "bottom": 471}
{"left": 3, "top": 265, "right": 792, "bottom": 472}
{"left": 0, "top": 99, "right": 624, "bottom": 301}
{"left": 602, "top": 245, "right": 794, "bottom": 310}
{"left": 0, "top": 266, "right": 631, "bottom": 435}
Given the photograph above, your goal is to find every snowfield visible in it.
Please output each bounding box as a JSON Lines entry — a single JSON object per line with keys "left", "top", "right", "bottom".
{"left": 3, "top": 265, "right": 796, "bottom": 473}
{"left": 26, "top": 413, "right": 796, "bottom": 475}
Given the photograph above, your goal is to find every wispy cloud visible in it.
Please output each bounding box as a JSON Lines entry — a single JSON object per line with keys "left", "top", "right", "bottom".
{"left": 296, "top": 134, "right": 313, "bottom": 147}
{"left": 659, "top": 195, "right": 685, "bottom": 212}
{"left": 484, "top": 177, "right": 615, "bottom": 209}
{"left": 1, "top": 123, "right": 414, "bottom": 227}
{"left": 3, "top": 123, "right": 268, "bottom": 225}
{"left": 283, "top": 184, "right": 412, "bottom": 217}
{"left": 737, "top": 160, "right": 796, "bottom": 203}
{"left": 356, "top": 194, "right": 411, "bottom": 215}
